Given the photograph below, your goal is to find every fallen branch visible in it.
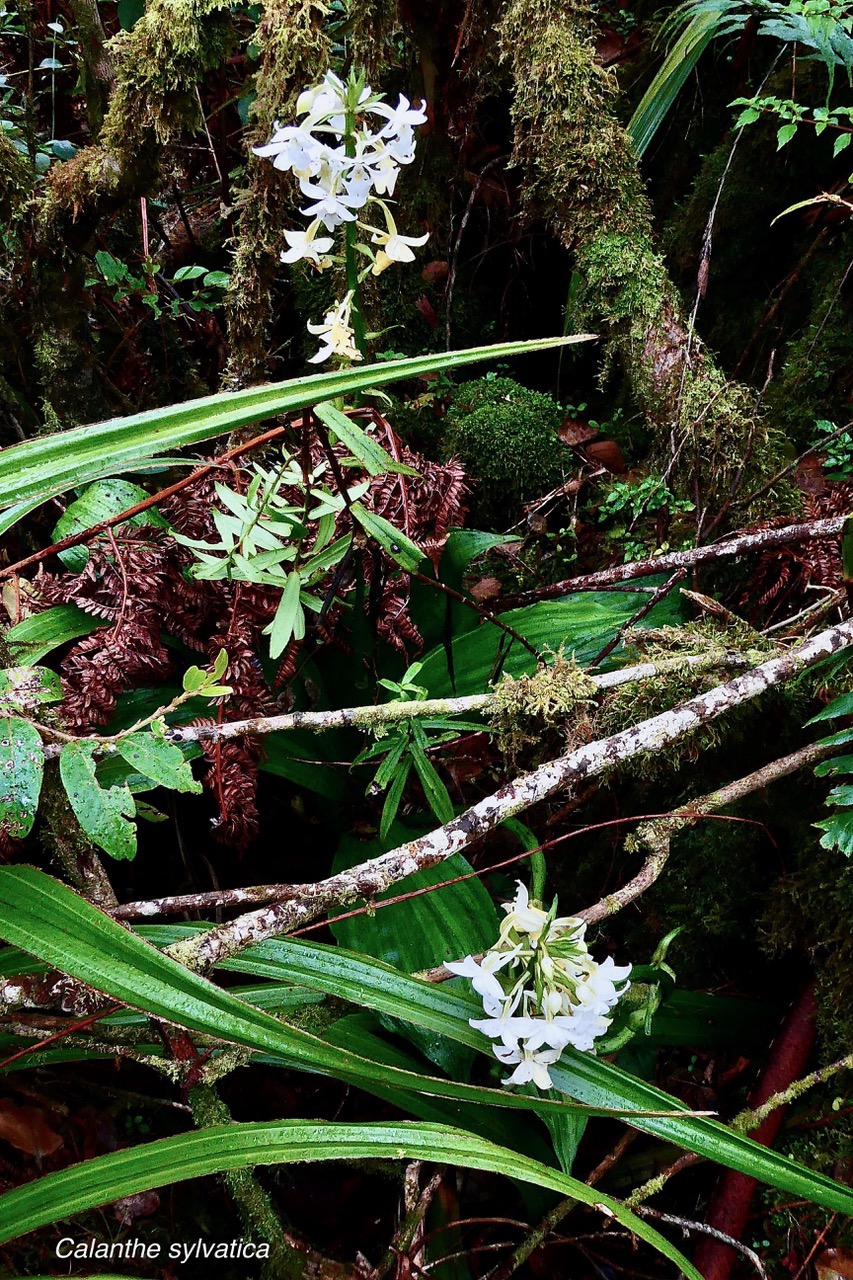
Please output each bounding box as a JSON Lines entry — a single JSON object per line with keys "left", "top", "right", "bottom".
{"left": 163, "top": 616, "right": 853, "bottom": 973}
{"left": 577, "top": 739, "right": 837, "bottom": 925}
{"left": 39, "top": 651, "right": 746, "bottom": 759}
{"left": 496, "top": 516, "right": 846, "bottom": 609}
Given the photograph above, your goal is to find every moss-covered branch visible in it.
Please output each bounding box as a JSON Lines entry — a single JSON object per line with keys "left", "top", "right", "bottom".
{"left": 497, "top": 0, "right": 793, "bottom": 523}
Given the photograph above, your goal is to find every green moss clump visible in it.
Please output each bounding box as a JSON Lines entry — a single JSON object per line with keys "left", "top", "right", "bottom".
{"left": 443, "top": 376, "right": 565, "bottom": 523}
{"left": 487, "top": 649, "right": 598, "bottom": 760}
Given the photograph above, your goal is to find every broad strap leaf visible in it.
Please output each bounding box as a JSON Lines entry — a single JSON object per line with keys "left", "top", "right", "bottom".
{"left": 0, "top": 337, "right": 594, "bottom": 516}
{"left": 0, "top": 1119, "right": 699, "bottom": 1276}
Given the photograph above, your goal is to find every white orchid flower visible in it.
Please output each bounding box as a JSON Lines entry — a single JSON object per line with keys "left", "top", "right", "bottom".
{"left": 363, "top": 205, "right": 429, "bottom": 274}
{"left": 495, "top": 1043, "right": 563, "bottom": 1091}
{"left": 280, "top": 220, "right": 334, "bottom": 268}
{"left": 358, "top": 139, "right": 402, "bottom": 196}
{"left": 341, "top": 161, "right": 375, "bottom": 208}
{"left": 296, "top": 71, "right": 348, "bottom": 123}
{"left": 469, "top": 1013, "right": 540, "bottom": 1050}
{"left": 450, "top": 881, "right": 632, "bottom": 1089}
{"left": 500, "top": 881, "right": 550, "bottom": 940}
{"left": 445, "top": 949, "right": 519, "bottom": 1017}
{"left": 307, "top": 292, "right": 361, "bottom": 364}
{"left": 573, "top": 956, "right": 632, "bottom": 1012}
{"left": 253, "top": 125, "right": 324, "bottom": 176}
{"left": 300, "top": 179, "right": 359, "bottom": 228}
{"left": 372, "top": 93, "right": 428, "bottom": 138}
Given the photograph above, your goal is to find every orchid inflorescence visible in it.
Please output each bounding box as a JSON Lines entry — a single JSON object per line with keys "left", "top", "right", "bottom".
{"left": 447, "top": 883, "right": 631, "bottom": 1090}
{"left": 253, "top": 69, "right": 429, "bottom": 364}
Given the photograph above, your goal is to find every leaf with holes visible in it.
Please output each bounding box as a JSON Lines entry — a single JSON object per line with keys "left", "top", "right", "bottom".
{"left": 0, "top": 667, "right": 61, "bottom": 713}
{"left": 0, "top": 719, "right": 43, "bottom": 841}
{"left": 351, "top": 502, "right": 425, "bottom": 572}
{"left": 59, "top": 742, "right": 137, "bottom": 861}
{"left": 52, "top": 479, "right": 169, "bottom": 571}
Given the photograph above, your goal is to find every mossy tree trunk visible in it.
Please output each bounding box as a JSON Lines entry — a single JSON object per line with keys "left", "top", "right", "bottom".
{"left": 495, "top": 0, "right": 793, "bottom": 529}
{"left": 1, "top": 0, "right": 236, "bottom": 427}
{"left": 222, "top": 0, "right": 330, "bottom": 387}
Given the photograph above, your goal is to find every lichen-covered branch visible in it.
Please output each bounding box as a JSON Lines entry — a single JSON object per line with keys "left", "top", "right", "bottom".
{"left": 578, "top": 739, "right": 837, "bottom": 926}
{"left": 165, "top": 618, "right": 853, "bottom": 972}
{"left": 5, "top": 623, "right": 850, "bottom": 1019}
{"left": 498, "top": 515, "right": 847, "bottom": 608}
{"left": 154, "top": 650, "right": 743, "bottom": 752}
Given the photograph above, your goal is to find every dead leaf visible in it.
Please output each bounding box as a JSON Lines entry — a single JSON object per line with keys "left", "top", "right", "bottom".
{"left": 816, "top": 1248, "right": 853, "bottom": 1280}
{"left": 470, "top": 577, "right": 502, "bottom": 602}
{"left": 585, "top": 440, "right": 626, "bottom": 473}
{"left": 559, "top": 416, "right": 598, "bottom": 447}
{"left": 0, "top": 1098, "right": 63, "bottom": 1158}
{"left": 421, "top": 260, "right": 449, "bottom": 286}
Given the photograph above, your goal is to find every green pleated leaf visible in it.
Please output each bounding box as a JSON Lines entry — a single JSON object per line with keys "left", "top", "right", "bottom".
{"left": 59, "top": 742, "right": 137, "bottom": 860}
{"left": 418, "top": 586, "right": 682, "bottom": 697}
{"left": 0, "top": 718, "right": 44, "bottom": 840}
{"left": 0, "top": 1119, "right": 698, "bottom": 1277}
{"left": 5, "top": 605, "right": 108, "bottom": 664}
{"left": 0, "top": 868, "right": 688, "bottom": 1123}
{"left": 3, "top": 877, "right": 852, "bottom": 1218}
{"left": 0, "top": 337, "right": 593, "bottom": 515}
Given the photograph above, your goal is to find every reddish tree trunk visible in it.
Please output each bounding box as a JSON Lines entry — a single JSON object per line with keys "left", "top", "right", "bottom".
{"left": 693, "top": 981, "right": 818, "bottom": 1280}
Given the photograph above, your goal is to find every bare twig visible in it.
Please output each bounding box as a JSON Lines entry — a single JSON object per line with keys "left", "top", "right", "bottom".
{"left": 588, "top": 570, "right": 686, "bottom": 667}
{"left": 578, "top": 739, "right": 837, "bottom": 925}
{"left": 633, "top": 1206, "right": 768, "bottom": 1280}
{"left": 495, "top": 516, "right": 847, "bottom": 609}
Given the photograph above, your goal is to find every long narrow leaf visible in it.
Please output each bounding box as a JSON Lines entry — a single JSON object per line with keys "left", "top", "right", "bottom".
{"left": 0, "top": 868, "right": 687, "bottom": 1123}
{"left": 0, "top": 1119, "right": 700, "bottom": 1276}
{"left": 3, "top": 882, "right": 849, "bottom": 1215}
{"left": 0, "top": 337, "right": 593, "bottom": 514}
{"left": 202, "top": 932, "right": 853, "bottom": 1217}
{"left": 628, "top": 10, "right": 722, "bottom": 155}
